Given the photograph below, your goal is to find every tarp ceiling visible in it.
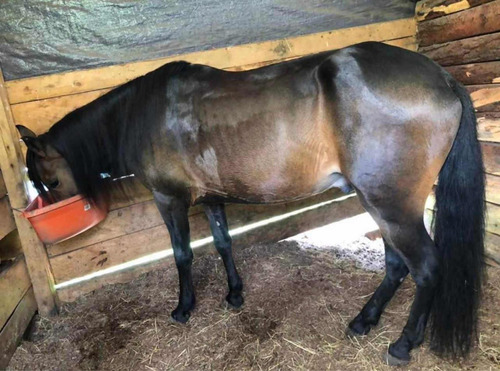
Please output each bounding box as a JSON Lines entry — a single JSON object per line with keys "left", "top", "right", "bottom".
{"left": 0, "top": 0, "right": 414, "bottom": 81}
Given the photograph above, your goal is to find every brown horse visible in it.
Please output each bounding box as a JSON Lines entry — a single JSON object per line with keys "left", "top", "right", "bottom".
{"left": 17, "top": 42, "right": 485, "bottom": 365}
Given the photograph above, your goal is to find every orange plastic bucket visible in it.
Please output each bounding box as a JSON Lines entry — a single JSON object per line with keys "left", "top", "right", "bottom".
{"left": 23, "top": 194, "right": 108, "bottom": 244}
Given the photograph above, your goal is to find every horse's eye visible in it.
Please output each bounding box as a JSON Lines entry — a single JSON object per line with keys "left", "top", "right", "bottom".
{"left": 48, "top": 180, "right": 60, "bottom": 189}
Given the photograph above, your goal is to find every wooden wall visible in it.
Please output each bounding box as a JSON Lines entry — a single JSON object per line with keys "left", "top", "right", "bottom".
{"left": 0, "top": 18, "right": 417, "bottom": 308}
{"left": 0, "top": 168, "right": 36, "bottom": 369}
{"left": 417, "top": 0, "right": 500, "bottom": 264}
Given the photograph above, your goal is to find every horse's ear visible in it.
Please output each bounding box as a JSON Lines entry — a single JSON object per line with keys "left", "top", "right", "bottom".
{"left": 16, "top": 125, "right": 46, "bottom": 157}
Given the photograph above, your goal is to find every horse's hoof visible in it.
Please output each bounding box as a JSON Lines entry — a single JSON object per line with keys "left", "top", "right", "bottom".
{"left": 225, "top": 293, "right": 244, "bottom": 309}
{"left": 347, "top": 317, "right": 371, "bottom": 337}
{"left": 171, "top": 309, "right": 190, "bottom": 324}
{"left": 383, "top": 351, "right": 410, "bottom": 366}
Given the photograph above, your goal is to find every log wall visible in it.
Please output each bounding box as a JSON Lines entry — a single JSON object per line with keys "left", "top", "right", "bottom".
{"left": 418, "top": 0, "right": 500, "bottom": 264}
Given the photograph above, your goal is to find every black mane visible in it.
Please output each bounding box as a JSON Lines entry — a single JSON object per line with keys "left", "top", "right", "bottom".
{"left": 27, "top": 61, "right": 190, "bottom": 202}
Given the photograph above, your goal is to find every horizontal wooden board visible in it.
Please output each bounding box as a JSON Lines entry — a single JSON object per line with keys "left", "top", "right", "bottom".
{"left": 0, "top": 196, "right": 15, "bottom": 241}
{"left": 485, "top": 232, "right": 500, "bottom": 264}
{"left": 0, "top": 257, "right": 31, "bottom": 331}
{"left": 486, "top": 174, "right": 500, "bottom": 205}
{"left": 418, "top": 1, "right": 500, "bottom": 46}
{"left": 477, "top": 114, "right": 500, "bottom": 142}
{"left": 9, "top": 38, "right": 416, "bottom": 135}
{"left": 11, "top": 88, "right": 110, "bottom": 136}
{"left": 0, "top": 287, "right": 36, "bottom": 370}
{"left": 416, "top": 0, "right": 494, "bottom": 21}
{"left": 486, "top": 203, "right": 500, "bottom": 235}
{"left": 446, "top": 61, "right": 500, "bottom": 85}
{"left": 420, "top": 32, "right": 500, "bottom": 66}
{"left": 5, "top": 18, "right": 416, "bottom": 105}
{"left": 467, "top": 84, "right": 500, "bottom": 108}
{"left": 482, "top": 141, "right": 500, "bottom": 175}
{"left": 50, "top": 194, "right": 364, "bottom": 284}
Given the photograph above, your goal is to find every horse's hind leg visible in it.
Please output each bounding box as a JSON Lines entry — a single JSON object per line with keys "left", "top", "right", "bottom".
{"left": 153, "top": 192, "right": 195, "bottom": 323}
{"left": 204, "top": 203, "right": 244, "bottom": 308}
{"left": 348, "top": 192, "right": 439, "bottom": 364}
{"left": 348, "top": 240, "right": 409, "bottom": 336}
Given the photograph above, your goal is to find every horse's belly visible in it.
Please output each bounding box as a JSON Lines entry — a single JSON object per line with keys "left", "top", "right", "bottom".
{"left": 189, "top": 149, "right": 347, "bottom": 204}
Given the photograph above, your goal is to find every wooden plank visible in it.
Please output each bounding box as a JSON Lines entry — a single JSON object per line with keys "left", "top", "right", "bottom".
{"left": 486, "top": 202, "right": 500, "bottom": 235}
{"left": 445, "top": 61, "right": 500, "bottom": 85}
{"left": 0, "top": 70, "right": 58, "bottom": 317}
{"left": 5, "top": 18, "right": 416, "bottom": 104}
{"left": 485, "top": 232, "right": 500, "bottom": 264}
{"left": 477, "top": 114, "right": 500, "bottom": 142}
{"left": 0, "top": 230, "right": 23, "bottom": 262}
{"left": 11, "top": 211, "right": 59, "bottom": 316}
{"left": 467, "top": 84, "right": 500, "bottom": 108}
{"left": 48, "top": 188, "right": 344, "bottom": 257}
{"left": 11, "top": 88, "right": 110, "bottom": 136}
{"left": 0, "top": 71, "right": 29, "bottom": 209}
{"left": 482, "top": 141, "right": 500, "bottom": 175}
{"left": 486, "top": 174, "right": 500, "bottom": 205}
{"left": 418, "top": 1, "right": 500, "bottom": 46}
{"left": 0, "top": 196, "right": 15, "bottom": 241}
{"left": 0, "top": 287, "right": 37, "bottom": 370}
{"left": 420, "top": 32, "right": 500, "bottom": 66}
{"left": 0, "top": 171, "right": 6, "bottom": 198}
{"left": 0, "top": 257, "right": 31, "bottom": 330}
{"left": 50, "top": 194, "right": 364, "bottom": 284}
{"left": 416, "top": 0, "right": 494, "bottom": 21}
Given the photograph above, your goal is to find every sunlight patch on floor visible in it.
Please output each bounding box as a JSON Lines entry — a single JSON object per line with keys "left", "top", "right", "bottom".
{"left": 286, "top": 213, "right": 386, "bottom": 272}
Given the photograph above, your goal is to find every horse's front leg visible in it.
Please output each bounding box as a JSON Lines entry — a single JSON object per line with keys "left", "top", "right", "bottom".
{"left": 153, "top": 191, "right": 195, "bottom": 323}
{"left": 204, "top": 203, "right": 244, "bottom": 308}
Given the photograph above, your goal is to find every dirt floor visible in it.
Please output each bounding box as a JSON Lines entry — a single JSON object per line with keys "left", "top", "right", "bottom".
{"left": 8, "top": 238, "right": 500, "bottom": 371}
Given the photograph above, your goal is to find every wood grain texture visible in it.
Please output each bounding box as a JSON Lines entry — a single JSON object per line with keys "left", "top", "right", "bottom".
{"left": 485, "top": 232, "right": 500, "bottom": 263}
{"left": 0, "top": 196, "right": 15, "bottom": 241}
{"left": 5, "top": 18, "right": 416, "bottom": 104}
{"left": 482, "top": 141, "right": 500, "bottom": 175}
{"left": 0, "top": 287, "right": 36, "bottom": 370}
{"left": 0, "top": 71, "right": 28, "bottom": 210}
{"left": 416, "top": 0, "right": 494, "bottom": 21}
{"left": 418, "top": 0, "right": 500, "bottom": 46}
{"left": 0, "top": 257, "right": 31, "bottom": 330}
{"left": 477, "top": 114, "right": 500, "bottom": 142}
{"left": 0, "top": 171, "right": 6, "bottom": 198}
{"left": 486, "top": 174, "right": 500, "bottom": 205}
{"left": 12, "top": 210, "right": 59, "bottom": 317}
{"left": 50, "top": 195, "right": 364, "bottom": 284}
{"left": 467, "top": 84, "right": 500, "bottom": 108}
{"left": 420, "top": 32, "right": 500, "bottom": 66}
{"left": 445, "top": 61, "right": 500, "bottom": 85}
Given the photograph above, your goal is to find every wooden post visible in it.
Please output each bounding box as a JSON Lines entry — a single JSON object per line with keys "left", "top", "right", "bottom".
{"left": 0, "top": 69, "right": 59, "bottom": 316}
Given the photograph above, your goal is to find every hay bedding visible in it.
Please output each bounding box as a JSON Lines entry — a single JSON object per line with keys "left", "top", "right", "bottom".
{"left": 8, "top": 238, "right": 500, "bottom": 371}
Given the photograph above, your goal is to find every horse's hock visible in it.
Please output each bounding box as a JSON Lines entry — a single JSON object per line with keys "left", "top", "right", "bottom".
{"left": 0, "top": 0, "right": 499, "bottom": 369}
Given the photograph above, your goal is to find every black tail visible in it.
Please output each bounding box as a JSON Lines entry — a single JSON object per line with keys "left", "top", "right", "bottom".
{"left": 430, "top": 77, "right": 485, "bottom": 358}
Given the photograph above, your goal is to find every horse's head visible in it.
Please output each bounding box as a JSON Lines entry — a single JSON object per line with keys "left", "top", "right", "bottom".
{"left": 17, "top": 125, "right": 78, "bottom": 202}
